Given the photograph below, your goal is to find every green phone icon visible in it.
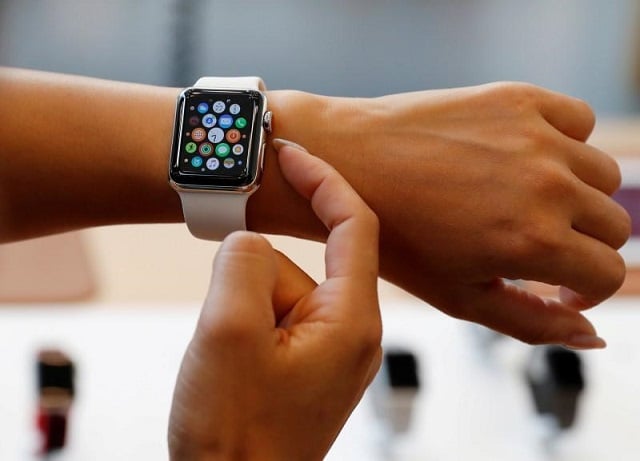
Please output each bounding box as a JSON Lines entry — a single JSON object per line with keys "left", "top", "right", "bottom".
{"left": 185, "top": 142, "right": 197, "bottom": 153}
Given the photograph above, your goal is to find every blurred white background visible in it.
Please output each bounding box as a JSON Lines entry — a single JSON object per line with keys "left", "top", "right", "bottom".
{"left": 1, "top": 0, "right": 639, "bottom": 113}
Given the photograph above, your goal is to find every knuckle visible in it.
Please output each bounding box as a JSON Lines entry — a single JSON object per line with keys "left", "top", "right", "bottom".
{"left": 602, "top": 252, "right": 627, "bottom": 296}
{"left": 197, "top": 309, "right": 254, "bottom": 347}
{"left": 576, "top": 252, "right": 626, "bottom": 306}
{"left": 585, "top": 150, "right": 622, "bottom": 196}
{"left": 355, "top": 317, "right": 383, "bottom": 358}
{"left": 488, "top": 81, "right": 541, "bottom": 113}
{"left": 611, "top": 204, "right": 632, "bottom": 250}
{"left": 530, "top": 161, "right": 576, "bottom": 200}
{"left": 575, "top": 98, "right": 596, "bottom": 132}
{"left": 620, "top": 209, "right": 632, "bottom": 246}
{"left": 511, "top": 219, "right": 566, "bottom": 262}
{"left": 518, "top": 122, "right": 555, "bottom": 153}
{"left": 607, "top": 156, "right": 623, "bottom": 192}
{"left": 582, "top": 256, "right": 626, "bottom": 306}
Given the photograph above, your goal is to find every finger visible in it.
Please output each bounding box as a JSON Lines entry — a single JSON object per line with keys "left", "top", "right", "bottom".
{"left": 274, "top": 139, "right": 379, "bottom": 287}
{"left": 272, "top": 249, "right": 318, "bottom": 324}
{"left": 562, "top": 139, "right": 622, "bottom": 195}
{"left": 537, "top": 87, "right": 595, "bottom": 142}
{"left": 572, "top": 183, "right": 631, "bottom": 250}
{"left": 458, "top": 279, "right": 606, "bottom": 349}
{"left": 516, "top": 230, "right": 626, "bottom": 308}
{"left": 197, "top": 231, "right": 278, "bottom": 340}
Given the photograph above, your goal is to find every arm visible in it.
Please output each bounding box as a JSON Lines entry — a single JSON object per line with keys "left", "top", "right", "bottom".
{"left": 0, "top": 67, "right": 325, "bottom": 239}
{"left": 0, "top": 67, "right": 182, "bottom": 236}
{"left": 0, "top": 67, "right": 629, "bottom": 347}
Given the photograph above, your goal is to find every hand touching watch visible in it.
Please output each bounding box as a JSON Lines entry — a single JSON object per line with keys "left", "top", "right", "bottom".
{"left": 168, "top": 139, "right": 382, "bottom": 461}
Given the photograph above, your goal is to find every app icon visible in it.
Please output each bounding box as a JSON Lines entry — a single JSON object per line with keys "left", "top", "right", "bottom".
{"left": 185, "top": 142, "right": 197, "bottom": 153}
{"left": 199, "top": 142, "right": 213, "bottom": 156}
{"left": 215, "top": 143, "right": 231, "bottom": 157}
{"left": 226, "top": 129, "right": 241, "bottom": 143}
{"left": 189, "top": 116, "right": 200, "bottom": 126}
{"left": 191, "top": 156, "right": 203, "bottom": 168}
{"left": 213, "top": 100, "right": 226, "bottom": 113}
{"left": 218, "top": 114, "right": 233, "bottom": 129}
{"left": 197, "top": 102, "right": 209, "bottom": 114}
{"left": 202, "top": 114, "right": 216, "bottom": 128}
{"left": 224, "top": 158, "right": 235, "bottom": 169}
{"left": 206, "top": 157, "right": 220, "bottom": 170}
{"left": 235, "top": 117, "right": 247, "bottom": 129}
{"left": 232, "top": 144, "right": 244, "bottom": 155}
{"left": 191, "top": 128, "right": 206, "bottom": 142}
{"left": 229, "top": 104, "right": 241, "bottom": 115}
{"left": 208, "top": 127, "right": 225, "bottom": 143}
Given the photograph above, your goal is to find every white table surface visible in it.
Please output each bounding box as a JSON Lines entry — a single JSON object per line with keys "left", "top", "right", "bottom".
{"left": 1, "top": 299, "right": 639, "bottom": 461}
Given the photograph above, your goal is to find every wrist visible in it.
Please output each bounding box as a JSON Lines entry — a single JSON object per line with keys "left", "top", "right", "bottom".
{"left": 246, "top": 89, "right": 324, "bottom": 239}
{"left": 247, "top": 89, "right": 379, "bottom": 240}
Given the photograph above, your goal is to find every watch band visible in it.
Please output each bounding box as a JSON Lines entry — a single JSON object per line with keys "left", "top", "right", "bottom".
{"left": 178, "top": 190, "right": 250, "bottom": 241}
{"left": 177, "top": 76, "right": 266, "bottom": 241}
{"left": 193, "top": 76, "right": 266, "bottom": 91}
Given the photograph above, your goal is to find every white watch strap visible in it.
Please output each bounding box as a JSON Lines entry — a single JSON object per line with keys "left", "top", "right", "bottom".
{"left": 193, "top": 76, "right": 265, "bottom": 91}
{"left": 178, "top": 190, "right": 250, "bottom": 241}
{"left": 177, "top": 76, "right": 266, "bottom": 241}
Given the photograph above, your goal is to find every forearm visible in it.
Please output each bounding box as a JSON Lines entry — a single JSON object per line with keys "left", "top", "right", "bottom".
{"left": 0, "top": 67, "right": 363, "bottom": 243}
{"left": 0, "top": 68, "right": 181, "bottom": 240}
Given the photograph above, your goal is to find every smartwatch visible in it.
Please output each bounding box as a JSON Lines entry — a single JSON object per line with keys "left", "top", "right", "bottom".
{"left": 169, "top": 77, "right": 272, "bottom": 240}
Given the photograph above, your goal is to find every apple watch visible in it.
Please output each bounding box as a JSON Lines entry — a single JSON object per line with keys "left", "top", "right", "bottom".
{"left": 169, "top": 77, "right": 272, "bottom": 240}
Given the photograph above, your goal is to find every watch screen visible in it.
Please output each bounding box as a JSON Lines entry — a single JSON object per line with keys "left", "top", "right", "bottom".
{"left": 170, "top": 88, "right": 265, "bottom": 188}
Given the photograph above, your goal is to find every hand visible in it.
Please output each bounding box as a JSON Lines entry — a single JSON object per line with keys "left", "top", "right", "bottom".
{"left": 168, "top": 140, "right": 381, "bottom": 461}
{"left": 264, "top": 82, "right": 631, "bottom": 348}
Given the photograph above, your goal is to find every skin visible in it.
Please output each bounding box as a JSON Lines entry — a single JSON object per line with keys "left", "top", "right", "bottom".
{"left": 168, "top": 142, "right": 382, "bottom": 460}
{"left": 0, "top": 67, "right": 630, "bottom": 347}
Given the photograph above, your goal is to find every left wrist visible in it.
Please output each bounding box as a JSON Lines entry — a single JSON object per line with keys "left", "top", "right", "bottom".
{"left": 247, "top": 89, "right": 330, "bottom": 240}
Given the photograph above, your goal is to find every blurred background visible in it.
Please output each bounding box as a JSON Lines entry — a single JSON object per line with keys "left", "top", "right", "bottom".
{"left": 2, "top": 0, "right": 640, "bottom": 112}
{"left": 2, "top": 2, "right": 640, "bottom": 460}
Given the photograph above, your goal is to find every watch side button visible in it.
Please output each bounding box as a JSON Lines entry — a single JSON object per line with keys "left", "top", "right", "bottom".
{"left": 262, "top": 111, "right": 273, "bottom": 133}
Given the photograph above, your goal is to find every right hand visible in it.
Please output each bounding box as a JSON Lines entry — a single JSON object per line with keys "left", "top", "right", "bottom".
{"left": 169, "top": 140, "right": 382, "bottom": 461}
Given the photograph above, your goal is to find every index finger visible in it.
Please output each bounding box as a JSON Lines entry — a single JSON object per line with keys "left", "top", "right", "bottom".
{"left": 273, "top": 139, "right": 379, "bottom": 285}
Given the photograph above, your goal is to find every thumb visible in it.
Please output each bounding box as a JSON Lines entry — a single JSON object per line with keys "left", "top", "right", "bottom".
{"left": 196, "top": 231, "right": 278, "bottom": 343}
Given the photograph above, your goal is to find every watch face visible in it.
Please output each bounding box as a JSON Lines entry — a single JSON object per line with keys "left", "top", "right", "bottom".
{"left": 169, "top": 88, "right": 266, "bottom": 189}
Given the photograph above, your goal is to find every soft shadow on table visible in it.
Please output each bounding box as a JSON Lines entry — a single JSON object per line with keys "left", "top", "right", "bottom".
{"left": 0, "top": 232, "right": 96, "bottom": 303}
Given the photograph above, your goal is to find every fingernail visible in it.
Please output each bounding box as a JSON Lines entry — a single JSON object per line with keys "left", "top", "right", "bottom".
{"left": 564, "top": 333, "right": 607, "bottom": 350}
{"left": 272, "top": 138, "right": 308, "bottom": 152}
